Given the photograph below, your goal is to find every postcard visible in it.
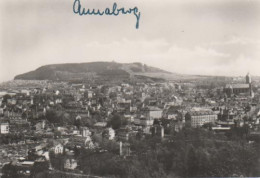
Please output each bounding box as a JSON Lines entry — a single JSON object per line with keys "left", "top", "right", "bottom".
{"left": 0, "top": 0, "right": 259, "bottom": 177}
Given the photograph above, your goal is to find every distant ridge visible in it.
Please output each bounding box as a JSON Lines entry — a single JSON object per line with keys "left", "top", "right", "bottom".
{"left": 14, "top": 62, "right": 172, "bottom": 82}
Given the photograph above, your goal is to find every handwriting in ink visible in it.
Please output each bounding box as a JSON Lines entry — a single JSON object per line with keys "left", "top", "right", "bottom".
{"left": 73, "top": 0, "right": 141, "bottom": 29}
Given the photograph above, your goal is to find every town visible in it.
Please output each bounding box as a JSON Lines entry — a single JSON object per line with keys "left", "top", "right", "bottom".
{"left": 0, "top": 73, "right": 260, "bottom": 177}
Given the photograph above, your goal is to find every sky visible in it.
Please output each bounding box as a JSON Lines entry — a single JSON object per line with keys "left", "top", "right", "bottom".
{"left": 0, "top": 0, "right": 260, "bottom": 82}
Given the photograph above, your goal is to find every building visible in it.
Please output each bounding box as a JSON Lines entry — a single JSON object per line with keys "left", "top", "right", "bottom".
{"left": 108, "top": 127, "right": 115, "bottom": 140}
{"left": 151, "top": 125, "right": 165, "bottom": 138}
{"left": 67, "top": 135, "right": 94, "bottom": 149}
{"left": 169, "top": 120, "right": 184, "bottom": 132}
{"left": 102, "top": 127, "right": 116, "bottom": 140}
{"left": 119, "top": 141, "right": 130, "bottom": 157}
{"left": 141, "top": 106, "right": 163, "bottom": 120}
{"left": 185, "top": 110, "right": 217, "bottom": 128}
{"left": 117, "top": 128, "right": 129, "bottom": 141}
{"left": 0, "top": 122, "right": 9, "bottom": 134}
{"left": 165, "top": 105, "right": 184, "bottom": 120}
{"left": 54, "top": 144, "right": 64, "bottom": 154}
{"left": 224, "top": 73, "right": 253, "bottom": 97}
{"left": 64, "top": 158, "right": 77, "bottom": 170}
{"left": 134, "top": 117, "right": 154, "bottom": 134}
{"left": 0, "top": 108, "right": 4, "bottom": 115}
{"left": 117, "top": 99, "right": 131, "bottom": 112}
{"left": 82, "top": 127, "right": 91, "bottom": 137}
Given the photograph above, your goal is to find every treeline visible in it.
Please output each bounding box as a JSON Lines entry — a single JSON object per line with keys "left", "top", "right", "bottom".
{"left": 156, "top": 128, "right": 260, "bottom": 177}
{"left": 3, "top": 127, "right": 260, "bottom": 178}
{"left": 51, "top": 128, "right": 260, "bottom": 177}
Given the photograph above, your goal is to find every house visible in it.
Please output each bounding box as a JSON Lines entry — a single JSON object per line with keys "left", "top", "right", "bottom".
{"left": 87, "top": 90, "right": 94, "bottom": 99}
{"left": 0, "top": 108, "right": 4, "bottom": 115}
{"left": 7, "top": 98, "right": 17, "bottom": 105}
{"left": 167, "top": 112, "right": 180, "bottom": 120}
{"left": 21, "top": 89, "right": 30, "bottom": 96}
{"left": 57, "top": 127, "right": 68, "bottom": 135}
{"left": 117, "top": 128, "right": 129, "bottom": 141}
{"left": 119, "top": 141, "right": 131, "bottom": 157}
{"left": 35, "top": 120, "right": 46, "bottom": 131}
{"left": 85, "top": 139, "right": 95, "bottom": 149}
{"left": 55, "top": 98, "right": 62, "bottom": 104}
{"left": 142, "top": 106, "right": 163, "bottom": 120}
{"left": 102, "top": 127, "right": 115, "bottom": 140}
{"left": 0, "top": 122, "right": 9, "bottom": 134}
{"left": 134, "top": 117, "right": 154, "bottom": 127}
{"left": 134, "top": 116, "right": 154, "bottom": 134}
{"left": 54, "top": 144, "right": 64, "bottom": 154}
{"left": 108, "top": 127, "right": 115, "bottom": 140}
{"left": 117, "top": 99, "right": 131, "bottom": 112}
{"left": 33, "top": 143, "right": 48, "bottom": 156}
{"left": 55, "top": 90, "right": 60, "bottom": 95}
{"left": 14, "top": 160, "right": 35, "bottom": 176}
{"left": 151, "top": 125, "right": 165, "bottom": 138}
{"left": 144, "top": 98, "right": 157, "bottom": 106}
{"left": 165, "top": 106, "right": 184, "bottom": 120}
{"left": 81, "top": 127, "right": 92, "bottom": 137}
{"left": 64, "top": 158, "right": 77, "bottom": 170}
{"left": 42, "top": 151, "right": 50, "bottom": 160}
{"left": 67, "top": 135, "right": 94, "bottom": 149}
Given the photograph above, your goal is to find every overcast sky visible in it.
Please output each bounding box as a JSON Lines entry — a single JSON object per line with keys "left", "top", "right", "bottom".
{"left": 0, "top": 0, "right": 260, "bottom": 82}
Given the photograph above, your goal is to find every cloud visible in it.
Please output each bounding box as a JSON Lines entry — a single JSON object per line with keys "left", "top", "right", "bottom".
{"left": 1, "top": 0, "right": 260, "bottom": 82}
{"left": 1, "top": 36, "right": 232, "bottom": 80}
{"left": 206, "top": 36, "right": 260, "bottom": 67}
{"left": 210, "top": 36, "right": 260, "bottom": 46}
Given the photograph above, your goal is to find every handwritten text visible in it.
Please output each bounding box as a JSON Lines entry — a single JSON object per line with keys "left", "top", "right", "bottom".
{"left": 73, "top": 0, "right": 141, "bottom": 29}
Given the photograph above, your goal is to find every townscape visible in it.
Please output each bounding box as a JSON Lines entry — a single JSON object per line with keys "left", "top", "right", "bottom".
{"left": 0, "top": 69, "right": 260, "bottom": 177}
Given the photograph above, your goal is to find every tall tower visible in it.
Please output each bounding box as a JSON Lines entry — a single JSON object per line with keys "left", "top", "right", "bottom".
{"left": 246, "top": 73, "right": 251, "bottom": 84}
{"left": 246, "top": 73, "right": 253, "bottom": 97}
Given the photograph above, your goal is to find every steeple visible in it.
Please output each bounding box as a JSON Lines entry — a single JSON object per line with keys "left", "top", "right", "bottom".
{"left": 246, "top": 72, "right": 254, "bottom": 97}
{"left": 246, "top": 72, "right": 251, "bottom": 84}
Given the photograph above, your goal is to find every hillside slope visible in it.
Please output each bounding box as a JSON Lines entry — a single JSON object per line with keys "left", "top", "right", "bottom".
{"left": 14, "top": 62, "right": 171, "bottom": 82}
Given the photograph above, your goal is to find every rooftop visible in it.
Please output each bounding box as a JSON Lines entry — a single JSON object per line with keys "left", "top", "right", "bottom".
{"left": 188, "top": 110, "right": 216, "bottom": 116}
{"left": 225, "top": 84, "right": 250, "bottom": 89}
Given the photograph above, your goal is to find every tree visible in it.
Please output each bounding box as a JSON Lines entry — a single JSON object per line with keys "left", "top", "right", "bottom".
{"left": 30, "top": 161, "right": 49, "bottom": 178}
{"left": 74, "top": 118, "right": 82, "bottom": 129}
{"left": 49, "top": 151, "right": 64, "bottom": 171}
{"left": 2, "top": 163, "right": 18, "bottom": 178}
{"left": 109, "top": 92, "right": 117, "bottom": 99}
{"left": 202, "top": 122, "right": 214, "bottom": 130}
{"left": 54, "top": 130, "right": 62, "bottom": 138}
{"left": 3, "top": 94, "right": 11, "bottom": 103}
{"left": 45, "top": 109, "right": 71, "bottom": 126}
{"left": 110, "top": 114, "right": 122, "bottom": 130}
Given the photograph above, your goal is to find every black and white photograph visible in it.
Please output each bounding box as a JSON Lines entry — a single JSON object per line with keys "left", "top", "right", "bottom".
{"left": 0, "top": 0, "right": 260, "bottom": 177}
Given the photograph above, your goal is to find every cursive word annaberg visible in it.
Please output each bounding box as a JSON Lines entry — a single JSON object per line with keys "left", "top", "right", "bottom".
{"left": 73, "top": 0, "right": 141, "bottom": 29}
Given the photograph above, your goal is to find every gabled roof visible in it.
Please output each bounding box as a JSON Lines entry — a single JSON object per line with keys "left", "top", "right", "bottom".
{"left": 188, "top": 110, "right": 216, "bottom": 116}
{"left": 142, "top": 106, "right": 162, "bottom": 111}
{"left": 225, "top": 84, "right": 249, "bottom": 89}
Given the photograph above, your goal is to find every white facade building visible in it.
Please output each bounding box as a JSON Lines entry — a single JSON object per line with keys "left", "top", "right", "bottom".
{"left": 54, "top": 144, "right": 64, "bottom": 154}
{"left": 0, "top": 123, "right": 9, "bottom": 134}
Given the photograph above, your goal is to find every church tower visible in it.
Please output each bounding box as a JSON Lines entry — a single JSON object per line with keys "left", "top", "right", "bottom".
{"left": 246, "top": 72, "right": 251, "bottom": 84}
{"left": 246, "top": 73, "right": 253, "bottom": 97}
